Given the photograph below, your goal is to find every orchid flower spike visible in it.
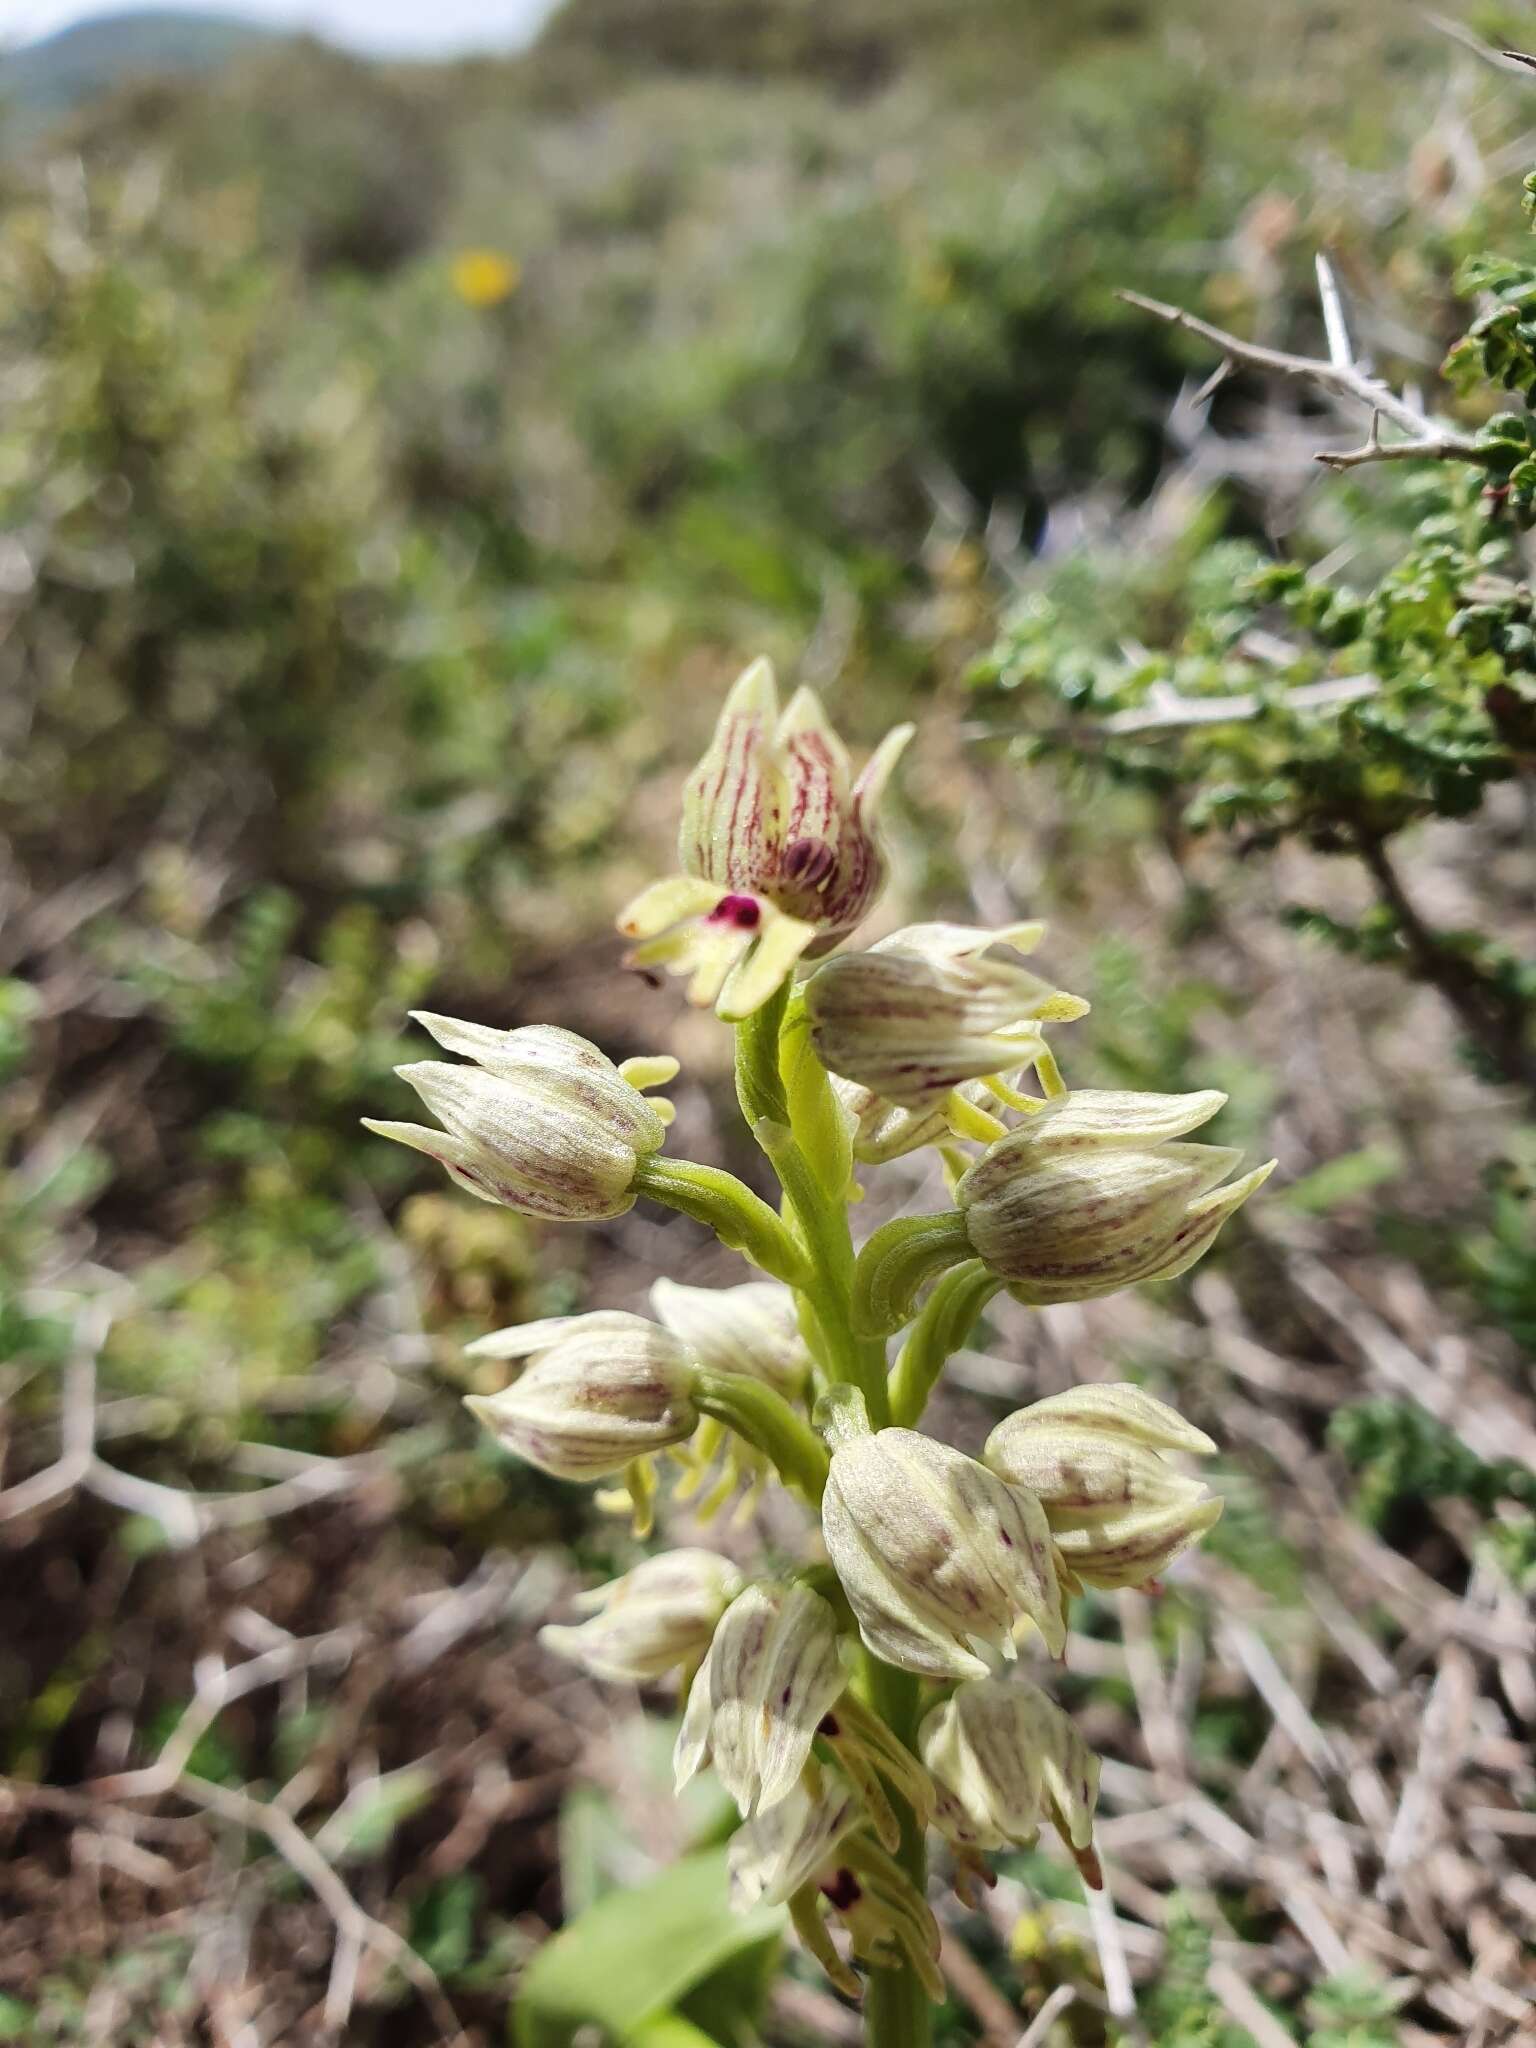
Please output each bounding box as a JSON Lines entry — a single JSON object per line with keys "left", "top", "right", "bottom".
{"left": 920, "top": 1676, "right": 1103, "bottom": 1893}
{"left": 675, "top": 1581, "right": 847, "bottom": 1815}
{"left": 539, "top": 1549, "right": 743, "bottom": 1684}
{"left": 807, "top": 920, "right": 1086, "bottom": 1116}
{"left": 650, "top": 1276, "right": 812, "bottom": 1404}
{"left": 817, "top": 1389, "right": 1065, "bottom": 1681}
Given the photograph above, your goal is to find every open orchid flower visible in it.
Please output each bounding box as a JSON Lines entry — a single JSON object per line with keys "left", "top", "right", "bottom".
{"left": 618, "top": 659, "right": 912, "bottom": 1020}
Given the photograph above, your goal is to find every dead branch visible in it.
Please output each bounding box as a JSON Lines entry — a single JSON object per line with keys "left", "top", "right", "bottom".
{"left": 87, "top": 1625, "right": 465, "bottom": 2045}
{"left": 1101, "top": 672, "right": 1379, "bottom": 736}
{"left": 1015, "top": 1985, "right": 1077, "bottom": 2048}
{"left": 1118, "top": 288, "right": 1489, "bottom": 472}
{"left": 175, "top": 1774, "right": 465, "bottom": 2045}
{"left": 0, "top": 1297, "right": 373, "bottom": 1547}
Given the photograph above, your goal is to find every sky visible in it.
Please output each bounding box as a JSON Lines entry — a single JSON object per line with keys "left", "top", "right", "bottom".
{"left": 0, "top": 0, "right": 560, "bottom": 58}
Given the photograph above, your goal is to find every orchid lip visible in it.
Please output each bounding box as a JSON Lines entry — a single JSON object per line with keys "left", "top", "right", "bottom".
{"left": 710, "top": 892, "right": 763, "bottom": 929}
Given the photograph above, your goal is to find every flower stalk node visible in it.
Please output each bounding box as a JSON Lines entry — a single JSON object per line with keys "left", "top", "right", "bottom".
{"left": 850, "top": 1210, "right": 973, "bottom": 1337}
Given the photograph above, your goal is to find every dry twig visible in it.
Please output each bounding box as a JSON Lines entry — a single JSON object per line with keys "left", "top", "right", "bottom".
{"left": 0, "top": 1297, "right": 374, "bottom": 1546}
{"left": 1118, "top": 287, "right": 1489, "bottom": 472}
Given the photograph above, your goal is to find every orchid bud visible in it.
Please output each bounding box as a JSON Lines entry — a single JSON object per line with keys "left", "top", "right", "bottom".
{"left": 730, "top": 1774, "right": 945, "bottom": 2001}
{"left": 807, "top": 922, "right": 1086, "bottom": 1114}
{"left": 727, "top": 1777, "right": 861, "bottom": 1911}
{"left": 538, "top": 1549, "right": 742, "bottom": 1683}
{"left": 675, "top": 1582, "right": 847, "bottom": 1815}
{"left": 650, "top": 1277, "right": 812, "bottom": 1403}
{"left": 957, "top": 1088, "right": 1275, "bottom": 1305}
{"left": 618, "top": 661, "right": 913, "bottom": 1020}
{"left": 818, "top": 1396, "right": 1065, "bottom": 1680}
{"left": 463, "top": 1312, "right": 698, "bottom": 1479}
{"left": 985, "top": 1383, "right": 1222, "bottom": 1589}
{"left": 919, "top": 1676, "right": 1101, "bottom": 1882}
{"left": 364, "top": 1015, "right": 675, "bottom": 1222}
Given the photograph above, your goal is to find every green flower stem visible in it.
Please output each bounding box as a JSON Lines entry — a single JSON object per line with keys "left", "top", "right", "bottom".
{"left": 794, "top": 1561, "right": 856, "bottom": 1628}
{"left": 739, "top": 993, "right": 932, "bottom": 2044}
{"left": 755, "top": 1115, "right": 890, "bottom": 1422}
{"left": 692, "top": 1369, "right": 830, "bottom": 1504}
{"left": 851, "top": 1210, "right": 975, "bottom": 1339}
{"left": 778, "top": 989, "right": 854, "bottom": 1203}
{"left": 734, "top": 977, "right": 791, "bottom": 1127}
{"left": 735, "top": 996, "right": 889, "bottom": 1419}
{"left": 630, "top": 1156, "right": 809, "bottom": 1289}
{"left": 861, "top": 1653, "right": 930, "bottom": 2048}
{"left": 888, "top": 1260, "right": 1003, "bottom": 1428}
{"left": 628, "top": 2018, "right": 721, "bottom": 2048}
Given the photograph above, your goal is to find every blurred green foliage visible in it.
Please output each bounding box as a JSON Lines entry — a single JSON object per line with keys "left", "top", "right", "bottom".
{"left": 1331, "top": 1396, "right": 1536, "bottom": 1533}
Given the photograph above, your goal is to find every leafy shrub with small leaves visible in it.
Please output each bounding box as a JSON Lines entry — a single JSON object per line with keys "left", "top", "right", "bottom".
{"left": 977, "top": 173, "right": 1536, "bottom": 1094}
{"left": 1330, "top": 1395, "right": 1536, "bottom": 1528}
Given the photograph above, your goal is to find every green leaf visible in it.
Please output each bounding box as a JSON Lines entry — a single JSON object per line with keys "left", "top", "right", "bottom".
{"left": 409, "top": 1873, "right": 483, "bottom": 1978}
{"left": 627, "top": 2020, "right": 721, "bottom": 2048}
{"left": 556, "top": 1781, "right": 616, "bottom": 1922}
{"left": 512, "top": 1848, "right": 782, "bottom": 2047}
{"left": 313, "top": 1764, "right": 436, "bottom": 1864}
{"left": 558, "top": 1723, "right": 732, "bottom": 1920}
{"left": 677, "top": 1929, "right": 782, "bottom": 2040}
{"left": 1282, "top": 1144, "right": 1402, "bottom": 1216}
{"left": 0, "top": 1994, "right": 34, "bottom": 2040}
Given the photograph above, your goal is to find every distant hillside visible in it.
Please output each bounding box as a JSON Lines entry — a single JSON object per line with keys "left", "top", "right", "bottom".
{"left": 1, "top": 9, "right": 278, "bottom": 123}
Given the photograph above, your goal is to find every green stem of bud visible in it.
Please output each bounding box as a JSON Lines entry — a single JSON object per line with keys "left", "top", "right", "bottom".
{"left": 814, "top": 1383, "right": 872, "bottom": 1449}
{"left": 779, "top": 989, "right": 854, "bottom": 1201}
{"left": 631, "top": 1157, "right": 810, "bottom": 1288}
{"left": 693, "top": 1369, "right": 830, "bottom": 1505}
{"left": 628, "top": 2017, "right": 724, "bottom": 2048}
{"left": 888, "top": 1260, "right": 1003, "bottom": 1428}
{"left": 733, "top": 976, "right": 791, "bottom": 1127}
{"left": 737, "top": 994, "right": 886, "bottom": 1408}
{"left": 850, "top": 1211, "right": 975, "bottom": 1339}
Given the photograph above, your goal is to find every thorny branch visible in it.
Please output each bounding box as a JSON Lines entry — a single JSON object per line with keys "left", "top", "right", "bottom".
{"left": 1118, "top": 287, "right": 1491, "bottom": 473}
{"left": 1100, "top": 672, "right": 1380, "bottom": 736}
{"left": 1352, "top": 830, "right": 1536, "bottom": 1095}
